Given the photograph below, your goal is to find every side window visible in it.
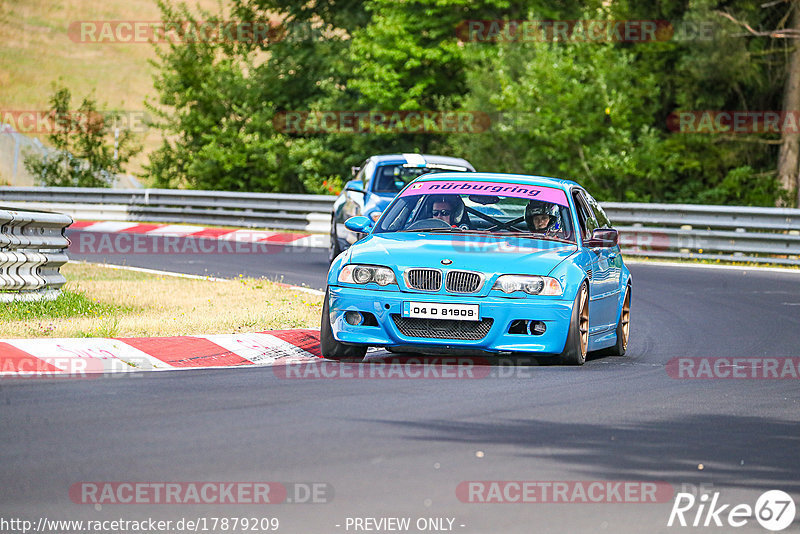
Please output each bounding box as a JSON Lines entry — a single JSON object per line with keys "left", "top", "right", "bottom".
{"left": 572, "top": 191, "right": 598, "bottom": 241}
{"left": 361, "top": 160, "right": 376, "bottom": 190}
{"left": 586, "top": 194, "right": 611, "bottom": 228}
{"left": 353, "top": 163, "right": 366, "bottom": 184}
{"left": 572, "top": 191, "right": 587, "bottom": 239}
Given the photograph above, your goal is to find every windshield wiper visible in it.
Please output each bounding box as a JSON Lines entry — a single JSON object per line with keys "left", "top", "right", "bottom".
{"left": 505, "top": 232, "right": 575, "bottom": 244}
{"left": 400, "top": 228, "right": 514, "bottom": 235}
{"left": 399, "top": 227, "right": 457, "bottom": 233}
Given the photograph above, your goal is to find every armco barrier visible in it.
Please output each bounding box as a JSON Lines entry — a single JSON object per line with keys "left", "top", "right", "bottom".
{"left": 0, "top": 207, "right": 73, "bottom": 302}
{"left": 0, "top": 187, "right": 798, "bottom": 265}
{"left": 0, "top": 187, "right": 336, "bottom": 233}
{"left": 603, "top": 203, "right": 800, "bottom": 265}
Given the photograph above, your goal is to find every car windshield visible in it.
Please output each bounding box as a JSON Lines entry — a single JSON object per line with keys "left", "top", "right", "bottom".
{"left": 372, "top": 164, "right": 471, "bottom": 193}
{"left": 374, "top": 180, "right": 576, "bottom": 243}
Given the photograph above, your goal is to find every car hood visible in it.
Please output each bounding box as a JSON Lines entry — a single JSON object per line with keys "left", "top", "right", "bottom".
{"left": 348, "top": 233, "right": 577, "bottom": 276}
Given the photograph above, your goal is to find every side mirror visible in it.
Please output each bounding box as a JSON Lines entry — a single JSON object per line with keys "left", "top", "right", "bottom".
{"left": 351, "top": 166, "right": 362, "bottom": 177}
{"left": 344, "top": 180, "right": 364, "bottom": 194}
{"left": 585, "top": 228, "right": 619, "bottom": 248}
{"left": 345, "top": 216, "right": 372, "bottom": 234}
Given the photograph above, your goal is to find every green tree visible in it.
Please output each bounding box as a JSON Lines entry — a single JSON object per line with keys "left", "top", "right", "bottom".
{"left": 451, "top": 1, "right": 788, "bottom": 205}
{"left": 618, "top": 0, "right": 787, "bottom": 205}
{"left": 147, "top": 0, "right": 789, "bottom": 204}
{"left": 450, "top": 38, "right": 663, "bottom": 201}
{"left": 24, "top": 86, "right": 140, "bottom": 187}
{"left": 148, "top": 0, "right": 366, "bottom": 192}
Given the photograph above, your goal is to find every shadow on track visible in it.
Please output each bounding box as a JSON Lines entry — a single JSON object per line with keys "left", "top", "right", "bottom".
{"left": 361, "top": 414, "right": 800, "bottom": 493}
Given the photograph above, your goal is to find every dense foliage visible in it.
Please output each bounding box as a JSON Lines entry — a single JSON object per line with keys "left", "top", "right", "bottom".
{"left": 24, "top": 87, "right": 140, "bottom": 188}
{"left": 147, "top": 0, "right": 797, "bottom": 206}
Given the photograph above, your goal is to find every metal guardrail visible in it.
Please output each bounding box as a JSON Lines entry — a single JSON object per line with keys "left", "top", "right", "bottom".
{"left": 0, "top": 207, "right": 73, "bottom": 302}
{"left": 0, "top": 187, "right": 336, "bottom": 233}
{"left": 0, "top": 187, "right": 798, "bottom": 265}
{"left": 602, "top": 203, "right": 800, "bottom": 265}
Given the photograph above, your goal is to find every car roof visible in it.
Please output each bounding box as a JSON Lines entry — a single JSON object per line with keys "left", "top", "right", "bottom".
{"left": 413, "top": 172, "right": 579, "bottom": 190}
{"left": 368, "top": 153, "right": 475, "bottom": 170}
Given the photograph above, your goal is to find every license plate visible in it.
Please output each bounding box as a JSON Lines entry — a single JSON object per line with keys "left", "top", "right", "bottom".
{"left": 402, "top": 301, "right": 480, "bottom": 321}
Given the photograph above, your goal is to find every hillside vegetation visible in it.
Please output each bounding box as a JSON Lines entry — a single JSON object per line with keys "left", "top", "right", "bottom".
{"left": 0, "top": 0, "right": 217, "bottom": 177}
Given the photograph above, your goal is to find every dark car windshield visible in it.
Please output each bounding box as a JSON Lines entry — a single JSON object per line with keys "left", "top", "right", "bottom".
{"left": 372, "top": 164, "right": 471, "bottom": 193}
{"left": 374, "top": 181, "right": 576, "bottom": 243}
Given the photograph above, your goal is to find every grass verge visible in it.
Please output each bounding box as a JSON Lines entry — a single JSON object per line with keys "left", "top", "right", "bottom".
{"left": 0, "top": 262, "right": 323, "bottom": 339}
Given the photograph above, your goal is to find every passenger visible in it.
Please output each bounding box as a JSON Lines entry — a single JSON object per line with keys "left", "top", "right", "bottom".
{"left": 525, "top": 200, "right": 558, "bottom": 233}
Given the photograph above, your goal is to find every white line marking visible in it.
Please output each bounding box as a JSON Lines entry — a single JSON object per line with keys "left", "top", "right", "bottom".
{"left": 75, "top": 261, "right": 324, "bottom": 294}
{"left": 289, "top": 286, "right": 325, "bottom": 296}
{"left": 145, "top": 225, "right": 207, "bottom": 236}
{"left": 219, "top": 230, "right": 279, "bottom": 242}
{"left": 625, "top": 258, "right": 800, "bottom": 275}
{"left": 80, "top": 221, "right": 140, "bottom": 233}
{"left": 72, "top": 261, "right": 229, "bottom": 282}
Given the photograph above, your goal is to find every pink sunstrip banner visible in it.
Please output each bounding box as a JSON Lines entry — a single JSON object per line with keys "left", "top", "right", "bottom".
{"left": 402, "top": 180, "right": 569, "bottom": 206}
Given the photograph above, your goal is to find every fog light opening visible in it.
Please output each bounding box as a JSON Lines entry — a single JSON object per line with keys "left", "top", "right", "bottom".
{"left": 527, "top": 320, "right": 546, "bottom": 336}
{"left": 508, "top": 320, "right": 527, "bottom": 335}
{"left": 345, "top": 311, "right": 364, "bottom": 326}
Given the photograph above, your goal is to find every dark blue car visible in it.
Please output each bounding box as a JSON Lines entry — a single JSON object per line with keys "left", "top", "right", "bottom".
{"left": 328, "top": 153, "right": 475, "bottom": 262}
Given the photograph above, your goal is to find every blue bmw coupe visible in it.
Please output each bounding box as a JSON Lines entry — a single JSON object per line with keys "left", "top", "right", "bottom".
{"left": 322, "top": 172, "right": 631, "bottom": 365}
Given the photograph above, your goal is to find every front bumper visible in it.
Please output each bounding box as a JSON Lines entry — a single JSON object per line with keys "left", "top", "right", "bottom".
{"left": 328, "top": 285, "right": 573, "bottom": 354}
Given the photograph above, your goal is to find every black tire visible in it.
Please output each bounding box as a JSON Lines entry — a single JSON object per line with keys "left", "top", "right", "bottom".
{"left": 597, "top": 285, "right": 631, "bottom": 357}
{"left": 559, "top": 282, "right": 589, "bottom": 365}
{"left": 328, "top": 215, "right": 342, "bottom": 264}
{"left": 320, "top": 288, "right": 367, "bottom": 362}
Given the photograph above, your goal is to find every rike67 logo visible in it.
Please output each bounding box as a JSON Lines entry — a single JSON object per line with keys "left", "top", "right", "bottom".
{"left": 668, "top": 489, "right": 796, "bottom": 531}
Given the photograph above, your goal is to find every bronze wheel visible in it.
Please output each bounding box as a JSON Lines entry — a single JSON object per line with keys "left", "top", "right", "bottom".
{"left": 620, "top": 287, "right": 631, "bottom": 351}
{"left": 560, "top": 282, "right": 589, "bottom": 365}
{"left": 578, "top": 284, "right": 589, "bottom": 358}
{"left": 597, "top": 284, "right": 631, "bottom": 357}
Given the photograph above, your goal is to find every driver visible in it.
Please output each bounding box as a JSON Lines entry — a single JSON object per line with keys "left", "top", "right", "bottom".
{"left": 426, "top": 195, "right": 466, "bottom": 227}
{"left": 525, "top": 200, "right": 558, "bottom": 234}
{"left": 431, "top": 198, "right": 455, "bottom": 225}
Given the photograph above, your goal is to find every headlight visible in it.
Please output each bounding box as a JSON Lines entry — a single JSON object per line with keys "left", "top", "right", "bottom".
{"left": 492, "top": 275, "right": 563, "bottom": 296}
{"left": 338, "top": 264, "right": 397, "bottom": 286}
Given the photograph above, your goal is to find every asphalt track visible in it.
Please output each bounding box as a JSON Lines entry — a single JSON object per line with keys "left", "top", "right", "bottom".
{"left": 1, "top": 231, "right": 799, "bottom": 533}
{"left": 65, "top": 229, "right": 331, "bottom": 289}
